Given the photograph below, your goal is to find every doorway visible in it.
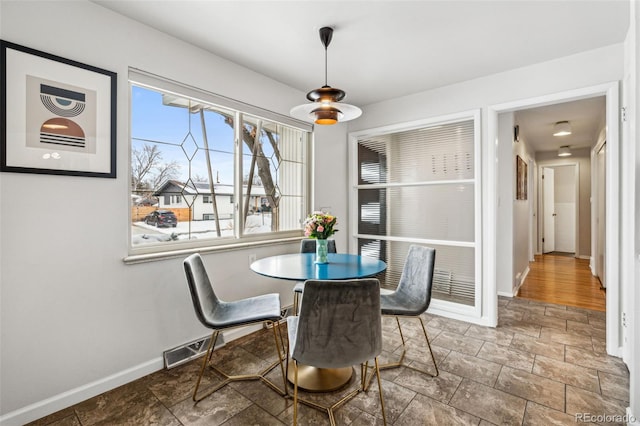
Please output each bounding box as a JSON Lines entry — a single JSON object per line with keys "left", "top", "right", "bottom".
{"left": 487, "top": 82, "right": 620, "bottom": 356}
{"left": 541, "top": 164, "right": 579, "bottom": 256}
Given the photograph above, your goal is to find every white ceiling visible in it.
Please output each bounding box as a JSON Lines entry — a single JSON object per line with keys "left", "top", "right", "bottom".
{"left": 92, "top": 0, "right": 628, "bottom": 152}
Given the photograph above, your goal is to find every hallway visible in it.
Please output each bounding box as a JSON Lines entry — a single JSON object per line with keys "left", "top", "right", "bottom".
{"left": 517, "top": 254, "right": 606, "bottom": 311}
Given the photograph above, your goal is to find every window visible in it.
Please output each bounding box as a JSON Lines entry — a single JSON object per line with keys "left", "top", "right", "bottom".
{"left": 129, "top": 71, "right": 311, "bottom": 253}
{"left": 350, "top": 112, "right": 481, "bottom": 314}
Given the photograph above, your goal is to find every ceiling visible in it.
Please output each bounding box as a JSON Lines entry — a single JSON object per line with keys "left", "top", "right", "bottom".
{"left": 92, "top": 0, "right": 627, "bottom": 152}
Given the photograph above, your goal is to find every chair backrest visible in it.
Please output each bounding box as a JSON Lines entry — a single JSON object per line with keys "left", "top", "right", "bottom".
{"left": 292, "top": 279, "right": 381, "bottom": 368}
{"left": 396, "top": 245, "right": 436, "bottom": 314}
{"left": 183, "top": 253, "right": 220, "bottom": 329}
{"left": 300, "top": 239, "right": 337, "bottom": 254}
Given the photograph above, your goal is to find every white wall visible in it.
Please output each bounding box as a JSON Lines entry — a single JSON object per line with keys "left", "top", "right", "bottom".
{"left": 350, "top": 43, "right": 624, "bottom": 319}
{"left": 512, "top": 131, "right": 534, "bottom": 294}
{"left": 0, "top": 2, "right": 341, "bottom": 423}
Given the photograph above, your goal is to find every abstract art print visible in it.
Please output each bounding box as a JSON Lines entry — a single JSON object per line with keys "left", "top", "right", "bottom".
{"left": 1, "top": 40, "right": 116, "bottom": 177}
{"left": 516, "top": 155, "right": 527, "bottom": 200}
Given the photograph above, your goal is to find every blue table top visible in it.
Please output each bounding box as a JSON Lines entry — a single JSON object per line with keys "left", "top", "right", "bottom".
{"left": 250, "top": 253, "right": 387, "bottom": 281}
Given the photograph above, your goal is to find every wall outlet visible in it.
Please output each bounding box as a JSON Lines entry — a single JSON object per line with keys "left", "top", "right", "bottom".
{"left": 248, "top": 253, "right": 257, "bottom": 265}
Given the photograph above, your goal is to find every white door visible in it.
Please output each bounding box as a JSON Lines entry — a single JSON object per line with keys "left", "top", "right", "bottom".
{"left": 553, "top": 165, "right": 576, "bottom": 253}
{"left": 543, "top": 167, "right": 555, "bottom": 253}
{"left": 596, "top": 143, "right": 606, "bottom": 288}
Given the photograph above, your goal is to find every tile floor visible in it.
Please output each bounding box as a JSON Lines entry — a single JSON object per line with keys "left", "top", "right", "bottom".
{"left": 28, "top": 297, "right": 629, "bottom": 425}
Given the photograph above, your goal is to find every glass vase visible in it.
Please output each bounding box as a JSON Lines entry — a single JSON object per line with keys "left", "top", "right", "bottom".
{"left": 315, "top": 238, "right": 329, "bottom": 264}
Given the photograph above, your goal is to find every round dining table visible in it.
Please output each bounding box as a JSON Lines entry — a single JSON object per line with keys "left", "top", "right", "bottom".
{"left": 250, "top": 252, "right": 387, "bottom": 392}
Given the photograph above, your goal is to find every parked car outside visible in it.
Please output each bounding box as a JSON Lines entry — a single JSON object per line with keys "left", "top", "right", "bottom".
{"left": 144, "top": 210, "right": 178, "bottom": 228}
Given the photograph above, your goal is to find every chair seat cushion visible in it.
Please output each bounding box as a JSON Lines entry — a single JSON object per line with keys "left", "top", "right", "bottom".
{"left": 205, "top": 293, "right": 281, "bottom": 329}
{"left": 380, "top": 292, "right": 425, "bottom": 316}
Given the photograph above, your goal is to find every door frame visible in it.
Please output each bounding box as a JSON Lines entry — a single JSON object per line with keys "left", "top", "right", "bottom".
{"left": 487, "top": 81, "right": 621, "bottom": 356}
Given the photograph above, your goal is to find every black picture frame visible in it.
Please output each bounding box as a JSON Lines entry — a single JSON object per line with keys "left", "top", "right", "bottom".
{"left": 1, "top": 40, "right": 117, "bottom": 178}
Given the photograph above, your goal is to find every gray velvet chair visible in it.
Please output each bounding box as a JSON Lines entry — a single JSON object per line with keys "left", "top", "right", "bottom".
{"left": 380, "top": 245, "right": 439, "bottom": 377}
{"left": 292, "top": 239, "right": 337, "bottom": 313}
{"left": 287, "top": 278, "right": 387, "bottom": 426}
{"left": 183, "top": 253, "right": 287, "bottom": 402}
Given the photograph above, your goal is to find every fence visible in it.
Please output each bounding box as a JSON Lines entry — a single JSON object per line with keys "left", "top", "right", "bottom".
{"left": 131, "top": 206, "right": 191, "bottom": 222}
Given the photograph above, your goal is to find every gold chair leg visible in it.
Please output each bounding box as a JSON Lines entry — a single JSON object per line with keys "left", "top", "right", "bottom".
{"left": 293, "top": 361, "right": 299, "bottom": 426}
{"left": 192, "top": 321, "right": 290, "bottom": 403}
{"left": 374, "top": 357, "right": 387, "bottom": 425}
{"left": 380, "top": 315, "right": 438, "bottom": 377}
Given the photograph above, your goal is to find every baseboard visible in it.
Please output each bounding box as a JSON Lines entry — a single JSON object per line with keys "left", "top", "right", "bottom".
{"left": 627, "top": 407, "right": 639, "bottom": 425}
{"left": 513, "top": 266, "right": 530, "bottom": 296}
{"left": 497, "top": 291, "right": 514, "bottom": 298}
{"left": 0, "top": 358, "right": 164, "bottom": 426}
{"left": 578, "top": 255, "right": 590, "bottom": 260}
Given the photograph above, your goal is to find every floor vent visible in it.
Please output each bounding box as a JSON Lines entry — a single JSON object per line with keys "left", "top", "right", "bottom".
{"left": 163, "top": 334, "right": 223, "bottom": 369}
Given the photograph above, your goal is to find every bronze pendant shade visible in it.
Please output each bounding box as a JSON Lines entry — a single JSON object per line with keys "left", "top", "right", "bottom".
{"left": 290, "top": 27, "right": 362, "bottom": 125}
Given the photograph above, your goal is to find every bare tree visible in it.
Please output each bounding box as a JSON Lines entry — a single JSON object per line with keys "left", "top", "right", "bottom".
{"left": 131, "top": 144, "right": 180, "bottom": 193}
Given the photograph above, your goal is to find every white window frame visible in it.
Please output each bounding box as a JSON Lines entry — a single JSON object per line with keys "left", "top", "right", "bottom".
{"left": 348, "top": 109, "right": 483, "bottom": 320}
{"left": 125, "top": 69, "right": 312, "bottom": 262}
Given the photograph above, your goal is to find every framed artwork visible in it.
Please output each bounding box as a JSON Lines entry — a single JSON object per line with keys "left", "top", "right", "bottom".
{"left": 1, "top": 40, "right": 117, "bottom": 178}
{"left": 516, "top": 155, "right": 527, "bottom": 200}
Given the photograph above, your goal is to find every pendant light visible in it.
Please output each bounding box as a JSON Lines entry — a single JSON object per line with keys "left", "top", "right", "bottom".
{"left": 290, "top": 27, "right": 362, "bottom": 125}
{"left": 553, "top": 121, "right": 572, "bottom": 136}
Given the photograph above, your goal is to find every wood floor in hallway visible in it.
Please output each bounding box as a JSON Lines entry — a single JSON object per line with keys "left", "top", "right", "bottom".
{"left": 517, "top": 253, "right": 606, "bottom": 311}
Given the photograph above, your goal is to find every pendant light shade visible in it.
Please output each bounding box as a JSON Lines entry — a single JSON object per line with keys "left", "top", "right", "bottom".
{"left": 553, "top": 121, "right": 572, "bottom": 136}
{"left": 290, "top": 27, "right": 362, "bottom": 125}
{"left": 558, "top": 146, "right": 572, "bottom": 157}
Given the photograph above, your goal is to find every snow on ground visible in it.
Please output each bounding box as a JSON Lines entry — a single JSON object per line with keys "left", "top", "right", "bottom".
{"left": 131, "top": 214, "right": 272, "bottom": 245}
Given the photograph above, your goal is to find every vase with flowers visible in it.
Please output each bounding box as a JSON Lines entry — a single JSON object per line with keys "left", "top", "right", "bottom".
{"left": 303, "top": 211, "right": 338, "bottom": 264}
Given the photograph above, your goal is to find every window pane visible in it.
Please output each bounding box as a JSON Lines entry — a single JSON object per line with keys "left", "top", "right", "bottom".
{"left": 357, "top": 120, "right": 474, "bottom": 184}
{"left": 358, "top": 184, "right": 475, "bottom": 242}
{"left": 130, "top": 83, "right": 309, "bottom": 249}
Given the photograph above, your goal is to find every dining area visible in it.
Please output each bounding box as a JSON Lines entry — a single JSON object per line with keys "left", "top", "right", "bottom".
{"left": 182, "top": 233, "right": 439, "bottom": 426}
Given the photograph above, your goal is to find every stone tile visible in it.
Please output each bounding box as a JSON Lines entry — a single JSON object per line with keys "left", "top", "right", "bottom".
{"left": 27, "top": 414, "right": 81, "bottom": 426}
{"left": 539, "top": 327, "right": 594, "bottom": 349}
{"left": 431, "top": 331, "right": 484, "bottom": 356}
{"left": 591, "top": 336, "right": 607, "bottom": 354}
{"left": 170, "top": 385, "right": 253, "bottom": 426}
{"left": 589, "top": 316, "right": 607, "bottom": 329}
{"left": 228, "top": 375, "right": 291, "bottom": 417}
{"left": 394, "top": 393, "right": 481, "bottom": 426}
{"left": 495, "top": 366, "right": 565, "bottom": 411}
{"left": 523, "top": 401, "right": 577, "bottom": 425}
{"left": 349, "top": 377, "right": 416, "bottom": 424}
{"left": 533, "top": 355, "right": 600, "bottom": 393}
{"left": 498, "top": 306, "right": 525, "bottom": 322}
{"left": 449, "top": 378, "right": 527, "bottom": 425}
{"left": 544, "top": 306, "right": 588, "bottom": 323}
{"left": 510, "top": 333, "right": 564, "bottom": 361}
{"left": 221, "top": 404, "right": 285, "bottom": 425}
{"left": 498, "top": 297, "right": 510, "bottom": 307}
{"left": 565, "top": 346, "right": 629, "bottom": 377}
{"left": 566, "top": 386, "right": 629, "bottom": 423}
{"left": 74, "top": 380, "right": 162, "bottom": 425}
{"left": 439, "top": 350, "right": 502, "bottom": 386}
{"left": 427, "top": 316, "right": 472, "bottom": 335}
{"left": 464, "top": 324, "right": 514, "bottom": 346}
{"left": 505, "top": 301, "right": 547, "bottom": 316}
{"left": 496, "top": 318, "right": 541, "bottom": 338}
{"left": 598, "top": 371, "right": 630, "bottom": 403}
{"left": 476, "top": 342, "right": 535, "bottom": 372}
{"left": 521, "top": 312, "right": 567, "bottom": 331}
{"left": 393, "top": 367, "right": 463, "bottom": 403}
{"left": 91, "top": 400, "right": 180, "bottom": 426}
{"left": 147, "top": 360, "right": 223, "bottom": 407}
{"left": 25, "top": 408, "right": 78, "bottom": 426}
{"left": 567, "top": 320, "right": 606, "bottom": 339}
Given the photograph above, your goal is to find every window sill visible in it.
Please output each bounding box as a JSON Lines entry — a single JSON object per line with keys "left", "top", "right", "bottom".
{"left": 123, "top": 236, "right": 304, "bottom": 264}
